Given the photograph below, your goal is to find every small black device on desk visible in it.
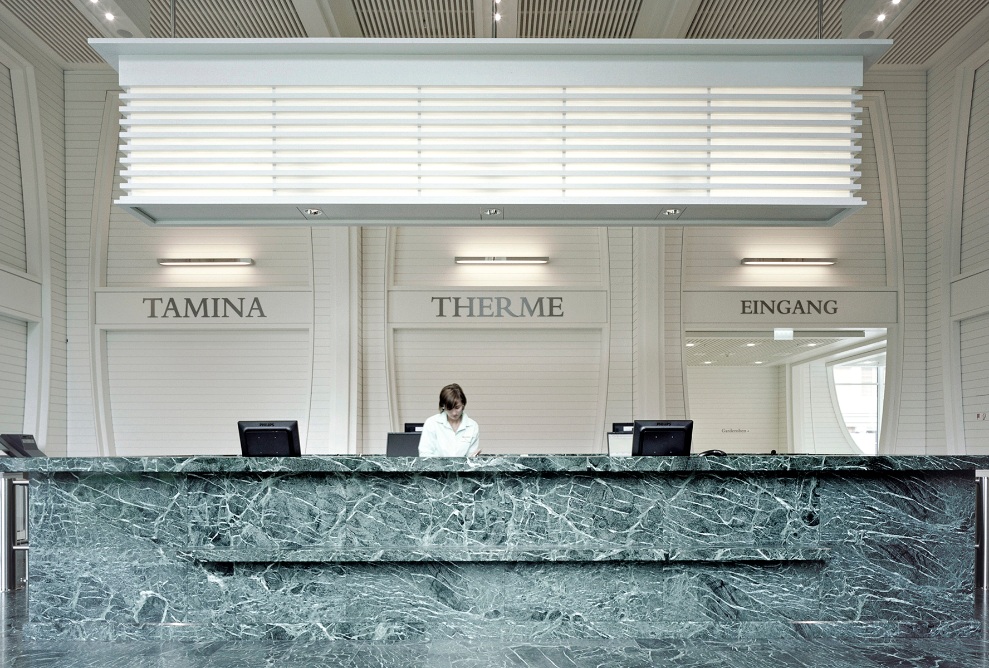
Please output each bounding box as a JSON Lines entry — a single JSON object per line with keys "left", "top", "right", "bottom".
{"left": 237, "top": 421, "right": 302, "bottom": 457}
{"left": 631, "top": 420, "right": 693, "bottom": 456}
{"left": 0, "top": 434, "right": 46, "bottom": 457}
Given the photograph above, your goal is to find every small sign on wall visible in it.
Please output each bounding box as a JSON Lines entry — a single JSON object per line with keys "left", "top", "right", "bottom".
{"left": 684, "top": 290, "right": 897, "bottom": 326}
{"left": 388, "top": 290, "right": 608, "bottom": 325}
{"left": 95, "top": 290, "right": 314, "bottom": 327}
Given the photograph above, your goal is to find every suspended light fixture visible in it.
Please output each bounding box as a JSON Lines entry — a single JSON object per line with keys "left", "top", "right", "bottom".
{"left": 90, "top": 38, "right": 890, "bottom": 227}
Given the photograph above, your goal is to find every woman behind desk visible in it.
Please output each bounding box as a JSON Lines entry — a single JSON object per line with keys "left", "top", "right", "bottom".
{"left": 418, "top": 383, "right": 480, "bottom": 457}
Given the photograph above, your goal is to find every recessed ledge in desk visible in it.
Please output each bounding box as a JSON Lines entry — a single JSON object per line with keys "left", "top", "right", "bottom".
{"left": 178, "top": 545, "right": 830, "bottom": 564}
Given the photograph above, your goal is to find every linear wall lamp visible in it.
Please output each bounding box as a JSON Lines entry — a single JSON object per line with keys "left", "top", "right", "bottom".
{"left": 455, "top": 256, "right": 549, "bottom": 265}
{"left": 157, "top": 258, "right": 254, "bottom": 266}
{"left": 741, "top": 258, "right": 836, "bottom": 266}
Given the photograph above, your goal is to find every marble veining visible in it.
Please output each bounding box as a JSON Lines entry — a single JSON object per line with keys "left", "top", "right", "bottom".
{"left": 15, "top": 455, "right": 983, "bottom": 643}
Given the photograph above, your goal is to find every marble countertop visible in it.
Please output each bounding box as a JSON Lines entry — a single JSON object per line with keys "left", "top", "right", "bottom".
{"left": 3, "top": 453, "right": 989, "bottom": 474}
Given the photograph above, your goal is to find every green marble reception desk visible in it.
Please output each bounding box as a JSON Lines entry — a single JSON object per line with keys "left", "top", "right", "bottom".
{"left": 1, "top": 454, "right": 985, "bottom": 642}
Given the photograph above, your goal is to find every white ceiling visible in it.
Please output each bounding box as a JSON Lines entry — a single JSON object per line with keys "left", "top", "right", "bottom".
{"left": 1, "top": 0, "right": 987, "bottom": 68}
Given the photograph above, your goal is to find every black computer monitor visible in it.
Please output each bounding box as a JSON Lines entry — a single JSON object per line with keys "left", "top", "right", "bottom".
{"left": 631, "top": 420, "right": 693, "bottom": 456}
{"left": 404, "top": 422, "right": 424, "bottom": 433}
{"left": 386, "top": 432, "right": 421, "bottom": 457}
{"left": 612, "top": 422, "right": 634, "bottom": 433}
{"left": 237, "top": 421, "right": 302, "bottom": 457}
{"left": 0, "top": 434, "right": 46, "bottom": 457}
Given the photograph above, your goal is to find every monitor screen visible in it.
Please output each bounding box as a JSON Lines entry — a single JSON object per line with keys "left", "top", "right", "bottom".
{"left": 404, "top": 422, "right": 424, "bottom": 433}
{"left": 631, "top": 420, "right": 693, "bottom": 456}
{"left": 386, "top": 432, "right": 421, "bottom": 457}
{"left": 237, "top": 421, "right": 301, "bottom": 457}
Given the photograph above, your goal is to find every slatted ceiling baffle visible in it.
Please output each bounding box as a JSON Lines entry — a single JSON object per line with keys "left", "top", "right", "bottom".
{"left": 353, "top": 0, "right": 475, "bottom": 38}
{"left": 148, "top": 0, "right": 307, "bottom": 38}
{"left": 517, "top": 0, "right": 643, "bottom": 39}
{"left": 878, "top": 0, "right": 989, "bottom": 65}
{"left": 0, "top": 0, "right": 104, "bottom": 64}
{"left": 686, "top": 0, "right": 842, "bottom": 40}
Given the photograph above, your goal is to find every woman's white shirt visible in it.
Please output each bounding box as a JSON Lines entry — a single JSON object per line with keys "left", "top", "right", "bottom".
{"left": 418, "top": 411, "right": 480, "bottom": 457}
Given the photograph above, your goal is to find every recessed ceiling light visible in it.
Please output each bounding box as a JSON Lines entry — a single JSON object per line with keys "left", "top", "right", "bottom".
{"left": 745, "top": 343, "right": 756, "bottom": 347}
{"left": 703, "top": 361, "right": 712, "bottom": 365}
{"left": 754, "top": 361, "right": 764, "bottom": 365}
{"left": 807, "top": 343, "right": 818, "bottom": 347}
{"left": 686, "top": 343, "right": 696, "bottom": 347}
{"left": 105, "top": 12, "right": 115, "bottom": 20}
{"left": 877, "top": 13, "right": 886, "bottom": 21}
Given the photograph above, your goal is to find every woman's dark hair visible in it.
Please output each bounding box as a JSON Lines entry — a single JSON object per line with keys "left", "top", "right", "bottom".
{"left": 439, "top": 383, "right": 467, "bottom": 411}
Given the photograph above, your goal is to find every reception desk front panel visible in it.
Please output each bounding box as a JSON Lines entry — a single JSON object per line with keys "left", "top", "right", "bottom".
{"left": 1, "top": 455, "right": 982, "bottom": 642}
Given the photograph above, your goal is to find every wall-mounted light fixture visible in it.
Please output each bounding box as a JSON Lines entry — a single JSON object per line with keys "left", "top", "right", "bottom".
{"left": 741, "top": 258, "right": 836, "bottom": 266}
{"left": 454, "top": 256, "right": 549, "bottom": 265}
{"left": 157, "top": 258, "right": 254, "bottom": 266}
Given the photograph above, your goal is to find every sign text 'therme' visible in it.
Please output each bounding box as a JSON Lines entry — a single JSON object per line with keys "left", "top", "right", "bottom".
{"left": 431, "top": 296, "right": 564, "bottom": 318}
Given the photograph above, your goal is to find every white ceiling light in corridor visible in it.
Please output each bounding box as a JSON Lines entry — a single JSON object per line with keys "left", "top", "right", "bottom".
{"left": 90, "top": 38, "right": 890, "bottom": 227}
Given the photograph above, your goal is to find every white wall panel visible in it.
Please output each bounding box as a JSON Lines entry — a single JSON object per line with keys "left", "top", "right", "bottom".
{"left": 0, "top": 29, "right": 65, "bottom": 453}
{"left": 791, "top": 359, "right": 860, "bottom": 455}
{"left": 961, "top": 313, "right": 989, "bottom": 453}
{"left": 393, "top": 328, "right": 604, "bottom": 454}
{"left": 0, "top": 62, "right": 26, "bottom": 273}
{"left": 861, "top": 73, "right": 927, "bottom": 455}
{"left": 961, "top": 63, "right": 989, "bottom": 274}
{"left": 682, "top": 105, "right": 886, "bottom": 289}
{"left": 664, "top": 227, "right": 686, "bottom": 419}
{"left": 606, "top": 227, "right": 633, "bottom": 427}
{"left": 105, "top": 329, "right": 311, "bottom": 456}
{"left": 927, "top": 20, "right": 989, "bottom": 452}
{"left": 65, "top": 72, "right": 117, "bottom": 455}
{"left": 686, "top": 366, "right": 782, "bottom": 453}
{"left": 360, "top": 227, "right": 388, "bottom": 453}
{"left": 0, "top": 313, "right": 27, "bottom": 433}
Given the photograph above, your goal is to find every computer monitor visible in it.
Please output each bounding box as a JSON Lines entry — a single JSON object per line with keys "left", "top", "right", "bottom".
{"left": 237, "top": 421, "right": 302, "bottom": 457}
{"left": 386, "top": 432, "right": 421, "bottom": 457}
{"left": 404, "top": 422, "right": 424, "bottom": 433}
{"left": 631, "top": 420, "right": 693, "bottom": 456}
{"left": 0, "top": 434, "right": 46, "bottom": 457}
{"left": 611, "top": 422, "right": 634, "bottom": 434}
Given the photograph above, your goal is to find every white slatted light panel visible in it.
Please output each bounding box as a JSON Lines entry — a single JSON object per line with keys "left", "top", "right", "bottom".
{"left": 90, "top": 38, "right": 890, "bottom": 226}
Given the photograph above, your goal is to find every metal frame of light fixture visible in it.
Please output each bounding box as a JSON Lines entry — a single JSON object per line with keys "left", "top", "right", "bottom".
{"left": 454, "top": 256, "right": 549, "bottom": 265}
{"left": 157, "top": 258, "right": 254, "bottom": 266}
{"left": 741, "top": 258, "right": 836, "bottom": 266}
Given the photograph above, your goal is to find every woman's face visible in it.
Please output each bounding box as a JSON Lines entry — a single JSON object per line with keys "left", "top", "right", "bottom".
{"left": 445, "top": 402, "right": 464, "bottom": 422}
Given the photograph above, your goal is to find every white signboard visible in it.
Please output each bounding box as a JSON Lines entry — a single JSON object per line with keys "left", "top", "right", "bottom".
{"left": 388, "top": 290, "right": 608, "bottom": 325}
{"left": 95, "top": 290, "right": 314, "bottom": 327}
{"left": 684, "top": 290, "right": 897, "bottom": 326}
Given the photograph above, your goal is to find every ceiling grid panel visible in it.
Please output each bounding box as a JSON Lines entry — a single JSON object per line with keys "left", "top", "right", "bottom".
{"left": 0, "top": 0, "right": 103, "bottom": 63}
{"left": 686, "top": 0, "right": 840, "bottom": 40}
{"left": 878, "top": 0, "right": 989, "bottom": 65}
